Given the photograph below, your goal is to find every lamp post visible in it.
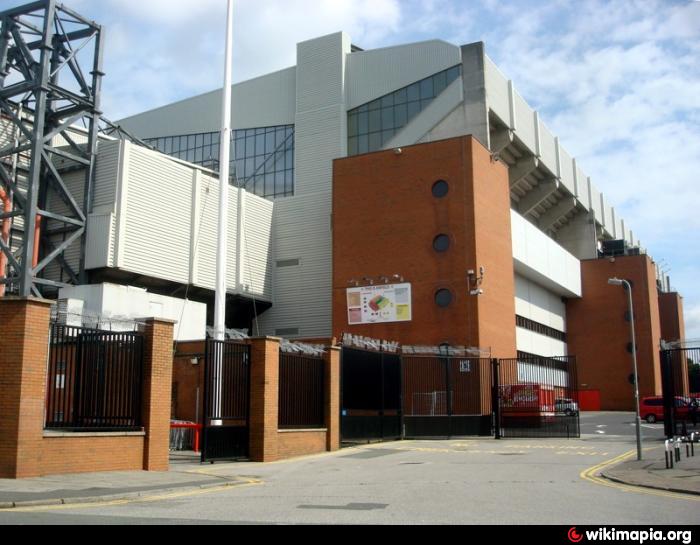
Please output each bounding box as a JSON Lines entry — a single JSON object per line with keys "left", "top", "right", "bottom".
{"left": 608, "top": 277, "right": 643, "bottom": 461}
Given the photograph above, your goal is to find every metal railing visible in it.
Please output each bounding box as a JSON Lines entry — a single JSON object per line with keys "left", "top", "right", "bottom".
{"left": 45, "top": 323, "right": 145, "bottom": 431}
{"left": 278, "top": 352, "right": 325, "bottom": 429}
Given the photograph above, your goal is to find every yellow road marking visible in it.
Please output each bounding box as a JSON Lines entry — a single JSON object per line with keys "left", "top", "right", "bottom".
{"left": 580, "top": 450, "right": 700, "bottom": 502}
{"left": 5, "top": 476, "right": 264, "bottom": 513}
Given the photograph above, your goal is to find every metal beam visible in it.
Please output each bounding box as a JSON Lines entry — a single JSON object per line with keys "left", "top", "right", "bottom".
{"left": 509, "top": 156, "right": 539, "bottom": 187}
{"left": 538, "top": 197, "right": 578, "bottom": 232}
{"left": 518, "top": 179, "right": 560, "bottom": 216}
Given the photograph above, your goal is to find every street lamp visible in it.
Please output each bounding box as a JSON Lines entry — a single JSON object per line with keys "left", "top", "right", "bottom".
{"left": 608, "top": 277, "right": 643, "bottom": 461}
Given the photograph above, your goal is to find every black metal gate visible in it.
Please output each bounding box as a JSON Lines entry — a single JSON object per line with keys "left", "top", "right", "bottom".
{"left": 201, "top": 339, "right": 250, "bottom": 462}
{"left": 402, "top": 355, "right": 492, "bottom": 437}
{"left": 494, "top": 355, "right": 580, "bottom": 439}
{"left": 341, "top": 347, "right": 401, "bottom": 442}
{"left": 660, "top": 347, "right": 698, "bottom": 438}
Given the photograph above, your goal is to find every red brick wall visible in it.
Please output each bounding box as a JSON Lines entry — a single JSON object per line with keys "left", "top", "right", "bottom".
{"left": 566, "top": 255, "right": 663, "bottom": 410}
{"left": 331, "top": 136, "right": 515, "bottom": 357}
{"left": 659, "top": 292, "right": 685, "bottom": 344}
{"left": 0, "top": 299, "right": 174, "bottom": 478}
{"left": 278, "top": 431, "right": 327, "bottom": 459}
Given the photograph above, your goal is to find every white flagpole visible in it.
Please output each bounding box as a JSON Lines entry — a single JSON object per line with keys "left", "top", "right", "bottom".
{"left": 213, "top": 0, "right": 234, "bottom": 425}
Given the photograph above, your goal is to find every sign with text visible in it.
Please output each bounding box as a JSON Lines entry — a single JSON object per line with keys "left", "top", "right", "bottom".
{"left": 347, "top": 283, "right": 412, "bottom": 325}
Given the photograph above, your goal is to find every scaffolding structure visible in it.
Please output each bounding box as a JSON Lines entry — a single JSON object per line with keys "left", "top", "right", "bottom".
{"left": 0, "top": 0, "right": 104, "bottom": 297}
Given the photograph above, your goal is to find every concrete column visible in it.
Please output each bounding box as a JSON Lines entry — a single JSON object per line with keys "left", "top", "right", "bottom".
{"left": 325, "top": 346, "right": 341, "bottom": 452}
{"left": 249, "top": 336, "right": 281, "bottom": 462}
{"left": 0, "top": 297, "right": 53, "bottom": 479}
{"left": 140, "top": 318, "right": 175, "bottom": 471}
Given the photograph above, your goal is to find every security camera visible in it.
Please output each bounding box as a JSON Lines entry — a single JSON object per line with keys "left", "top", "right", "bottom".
{"left": 470, "top": 289, "right": 484, "bottom": 296}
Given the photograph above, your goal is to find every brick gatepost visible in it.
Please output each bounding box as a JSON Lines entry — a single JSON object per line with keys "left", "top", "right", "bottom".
{"left": 141, "top": 318, "right": 176, "bottom": 471}
{"left": 325, "top": 346, "right": 341, "bottom": 452}
{"left": 0, "top": 297, "right": 53, "bottom": 479}
{"left": 249, "top": 336, "right": 281, "bottom": 462}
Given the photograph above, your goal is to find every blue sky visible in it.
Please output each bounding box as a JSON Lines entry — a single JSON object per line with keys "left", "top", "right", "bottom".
{"left": 56, "top": 0, "right": 700, "bottom": 339}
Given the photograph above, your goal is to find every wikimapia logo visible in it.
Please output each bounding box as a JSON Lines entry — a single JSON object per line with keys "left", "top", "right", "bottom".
{"left": 567, "top": 527, "right": 693, "bottom": 544}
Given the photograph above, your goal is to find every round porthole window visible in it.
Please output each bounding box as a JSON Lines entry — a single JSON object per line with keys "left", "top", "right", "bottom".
{"left": 432, "top": 180, "right": 449, "bottom": 198}
{"left": 433, "top": 234, "right": 450, "bottom": 253}
{"left": 435, "top": 289, "right": 454, "bottom": 308}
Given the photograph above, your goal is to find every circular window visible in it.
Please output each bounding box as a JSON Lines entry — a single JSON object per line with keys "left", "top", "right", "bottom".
{"left": 433, "top": 234, "right": 450, "bottom": 253}
{"left": 435, "top": 289, "right": 454, "bottom": 308}
{"left": 432, "top": 180, "right": 449, "bottom": 198}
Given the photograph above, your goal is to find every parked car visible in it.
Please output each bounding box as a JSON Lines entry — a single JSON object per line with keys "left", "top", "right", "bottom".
{"left": 555, "top": 398, "right": 579, "bottom": 416}
{"left": 640, "top": 396, "right": 691, "bottom": 423}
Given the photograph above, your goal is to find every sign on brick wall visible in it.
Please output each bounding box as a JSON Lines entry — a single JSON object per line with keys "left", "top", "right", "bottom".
{"left": 346, "top": 283, "right": 412, "bottom": 325}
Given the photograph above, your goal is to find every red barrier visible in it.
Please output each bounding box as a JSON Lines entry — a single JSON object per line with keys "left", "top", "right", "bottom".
{"left": 170, "top": 422, "right": 202, "bottom": 453}
{"left": 578, "top": 390, "right": 601, "bottom": 412}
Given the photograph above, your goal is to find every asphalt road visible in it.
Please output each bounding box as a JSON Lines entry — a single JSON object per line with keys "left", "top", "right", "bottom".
{"left": 1, "top": 412, "right": 697, "bottom": 525}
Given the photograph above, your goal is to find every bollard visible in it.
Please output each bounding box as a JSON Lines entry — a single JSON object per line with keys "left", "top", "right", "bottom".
{"left": 665, "top": 439, "right": 673, "bottom": 469}
{"left": 675, "top": 438, "right": 682, "bottom": 462}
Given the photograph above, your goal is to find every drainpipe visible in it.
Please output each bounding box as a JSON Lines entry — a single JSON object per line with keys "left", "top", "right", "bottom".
{"left": 0, "top": 187, "right": 10, "bottom": 297}
{"left": 33, "top": 214, "right": 41, "bottom": 268}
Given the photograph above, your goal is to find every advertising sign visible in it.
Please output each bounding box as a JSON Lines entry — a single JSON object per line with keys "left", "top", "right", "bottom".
{"left": 346, "top": 283, "right": 412, "bottom": 325}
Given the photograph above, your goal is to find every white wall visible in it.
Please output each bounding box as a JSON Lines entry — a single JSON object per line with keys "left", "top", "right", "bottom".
{"left": 511, "top": 209, "right": 582, "bottom": 297}
{"left": 58, "top": 283, "right": 207, "bottom": 341}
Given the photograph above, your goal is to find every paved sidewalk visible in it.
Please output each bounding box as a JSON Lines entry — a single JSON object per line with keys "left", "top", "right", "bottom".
{"left": 0, "top": 453, "right": 246, "bottom": 509}
{"left": 602, "top": 443, "right": 700, "bottom": 495}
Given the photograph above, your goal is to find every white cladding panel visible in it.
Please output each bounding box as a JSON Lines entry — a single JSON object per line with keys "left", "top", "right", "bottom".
{"left": 516, "top": 328, "right": 568, "bottom": 358}
{"left": 85, "top": 213, "right": 114, "bottom": 270}
{"left": 601, "top": 195, "right": 614, "bottom": 233}
{"left": 117, "top": 67, "right": 297, "bottom": 138}
{"left": 346, "top": 40, "right": 461, "bottom": 110}
{"left": 559, "top": 147, "right": 576, "bottom": 196}
{"left": 93, "top": 139, "right": 121, "bottom": 212}
{"left": 120, "top": 146, "right": 193, "bottom": 283}
{"left": 294, "top": 105, "right": 344, "bottom": 195}
{"left": 511, "top": 210, "right": 582, "bottom": 297}
{"left": 575, "top": 165, "right": 590, "bottom": 209}
{"left": 484, "top": 57, "right": 510, "bottom": 126}
{"left": 513, "top": 90, "right": 536, "bottom": 151}
{"left": 589, "top": 183, "right": 603, "bottom": 223}
{"left": 538, "top": 122, "right": 558, "bottom": 172}
{"left": 255, "top": 191, "right": 333, "bottom": 338}
{"left": 242, "top": 193, "right": 274, "bottom": 296}
{"left": 514, "top": 274, "right": 566, "bottom": 332}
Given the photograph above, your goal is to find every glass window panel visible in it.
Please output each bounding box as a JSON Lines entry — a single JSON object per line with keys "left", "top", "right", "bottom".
{"left": 212, "top": 132, "right": 220, "bottom": 145}
{"left": 407, "top": 101, "right": 421, "bottom": 120}
{"left": 358, "top": 134, "right": 369, "bottom": 154}
{"left": 255, "top": 127, "right": 265, "bottom": 136}
{"left": 394, "top": 103, "right": 408, "bottom": 128}
{"left": 234, "top": 139, "right": 244, "bottom": 160}
{"left": 368, "top": 109, "right": 381, "bottom": 133}
{"left": 235, "top": 159, "right": 244, "bottom": 177}
{"left": 203, "top": 133, "right": 211, "bottom": 147}
{"left": 434, "top": 71, "right": 447, "bottom": 96}
{"left": 186, "top": 149, "right": 195, "bottom": 162}
{"left": 407, "top": 82, "right": 420, "bottom": 102}
{"left": 357, "top": 103, "right": 368, "bottom": 113}
{"left": 380, "top": 94, "right": 394, "bottom": 108}
{"left": 285, "top": 170, "right": 293, "bottom": 194}
{"left": 285, "top": 148, "right": 293, "bottom": 170}
{"left": 285, "top": 126, "right": 293, "bottom": 138}
{"left": 170, "top": 138, "right": 178, "bottom": 153}
{"left": 381, "top": 130, "right": 394, "bottom": 146}
{"left": 368, "top": 132, "right": 382, "bottom": 152}
{"left": 265, "top": 131, "right": 275, "bottom": 151}
{"left": 381, "top": 107, "right": 394, "bottom": 130}
{"left": 348, "top": 113, "right": 358, "bottom": 137}
{"left": 368, "top": 99, "right": 381, "bottom": 111}
{"left": 195, "top": 147, "right": 203, "bottom": 163}
{"left": 446, "top": 65, "right": 460, "bottom": 83}
{"left": 255, "top": 155, "right": 265, "bottom": 172}
{"left": 188, "top": 135, "right": 195, "bottom": 149}
{"left": 164, "top": 138, "right": 172, "bottom": 154}
{"left": 255, "top": 133, "right": 265, "bottom": 155}
{"left": 275, "top": 171, "right": 284, "bottom": 196}
{"left": 195, "top": 134, "right": 203, "bottom": 148}
{"left": 180, "top": 136, "right": 188, "bottom": 150}
{"left": 276, "top": 128, "right": 285, "bottom": 147}
{"left": 420, "top": 77, "right": 434, "bottom": 100}
{"left": 265, "top": 173, "right": 274, "bottom": 197}
{"left": 420, "top": 98, "right": 432, "bottom": 111}
{"left": 244, "top": 158, "right": 254, "bottom": 177}
{"left": 348, "top": 136, "right": 358, "bottom": 156}
{"left": 357, "top": 111, "right": 369, "bottom": 134}
{"left": 394, "top": 87, "right": 407, "bottom": 105}
{"left": 246, "top": 135, "right": 255, "bottom": 157}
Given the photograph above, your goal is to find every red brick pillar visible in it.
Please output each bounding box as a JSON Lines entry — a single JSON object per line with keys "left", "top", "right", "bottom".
{"left": 325, "top": 346, "right": 340, "bottom": 452}
{"left": 249, "top": 337, "right": 280, "bottom": 462}
{"left": 0, "top": 297, "right": 53, "bottom": 479}
{"left": 141, "top": 318, "right": 175, "bottom": 471}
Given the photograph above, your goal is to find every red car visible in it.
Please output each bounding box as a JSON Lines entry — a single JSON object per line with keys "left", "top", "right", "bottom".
{"left": 640, "top": 396, "right": 691, "bottom": 423}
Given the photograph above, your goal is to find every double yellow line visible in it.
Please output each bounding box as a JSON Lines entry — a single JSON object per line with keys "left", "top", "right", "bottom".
{"left": 581, "top": 450, "right": 700, "bottom": 502}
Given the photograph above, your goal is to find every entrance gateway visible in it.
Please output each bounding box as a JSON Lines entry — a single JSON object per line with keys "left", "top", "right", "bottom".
{"left": 341, "top": 336, "right": 580, "bottom": 442}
